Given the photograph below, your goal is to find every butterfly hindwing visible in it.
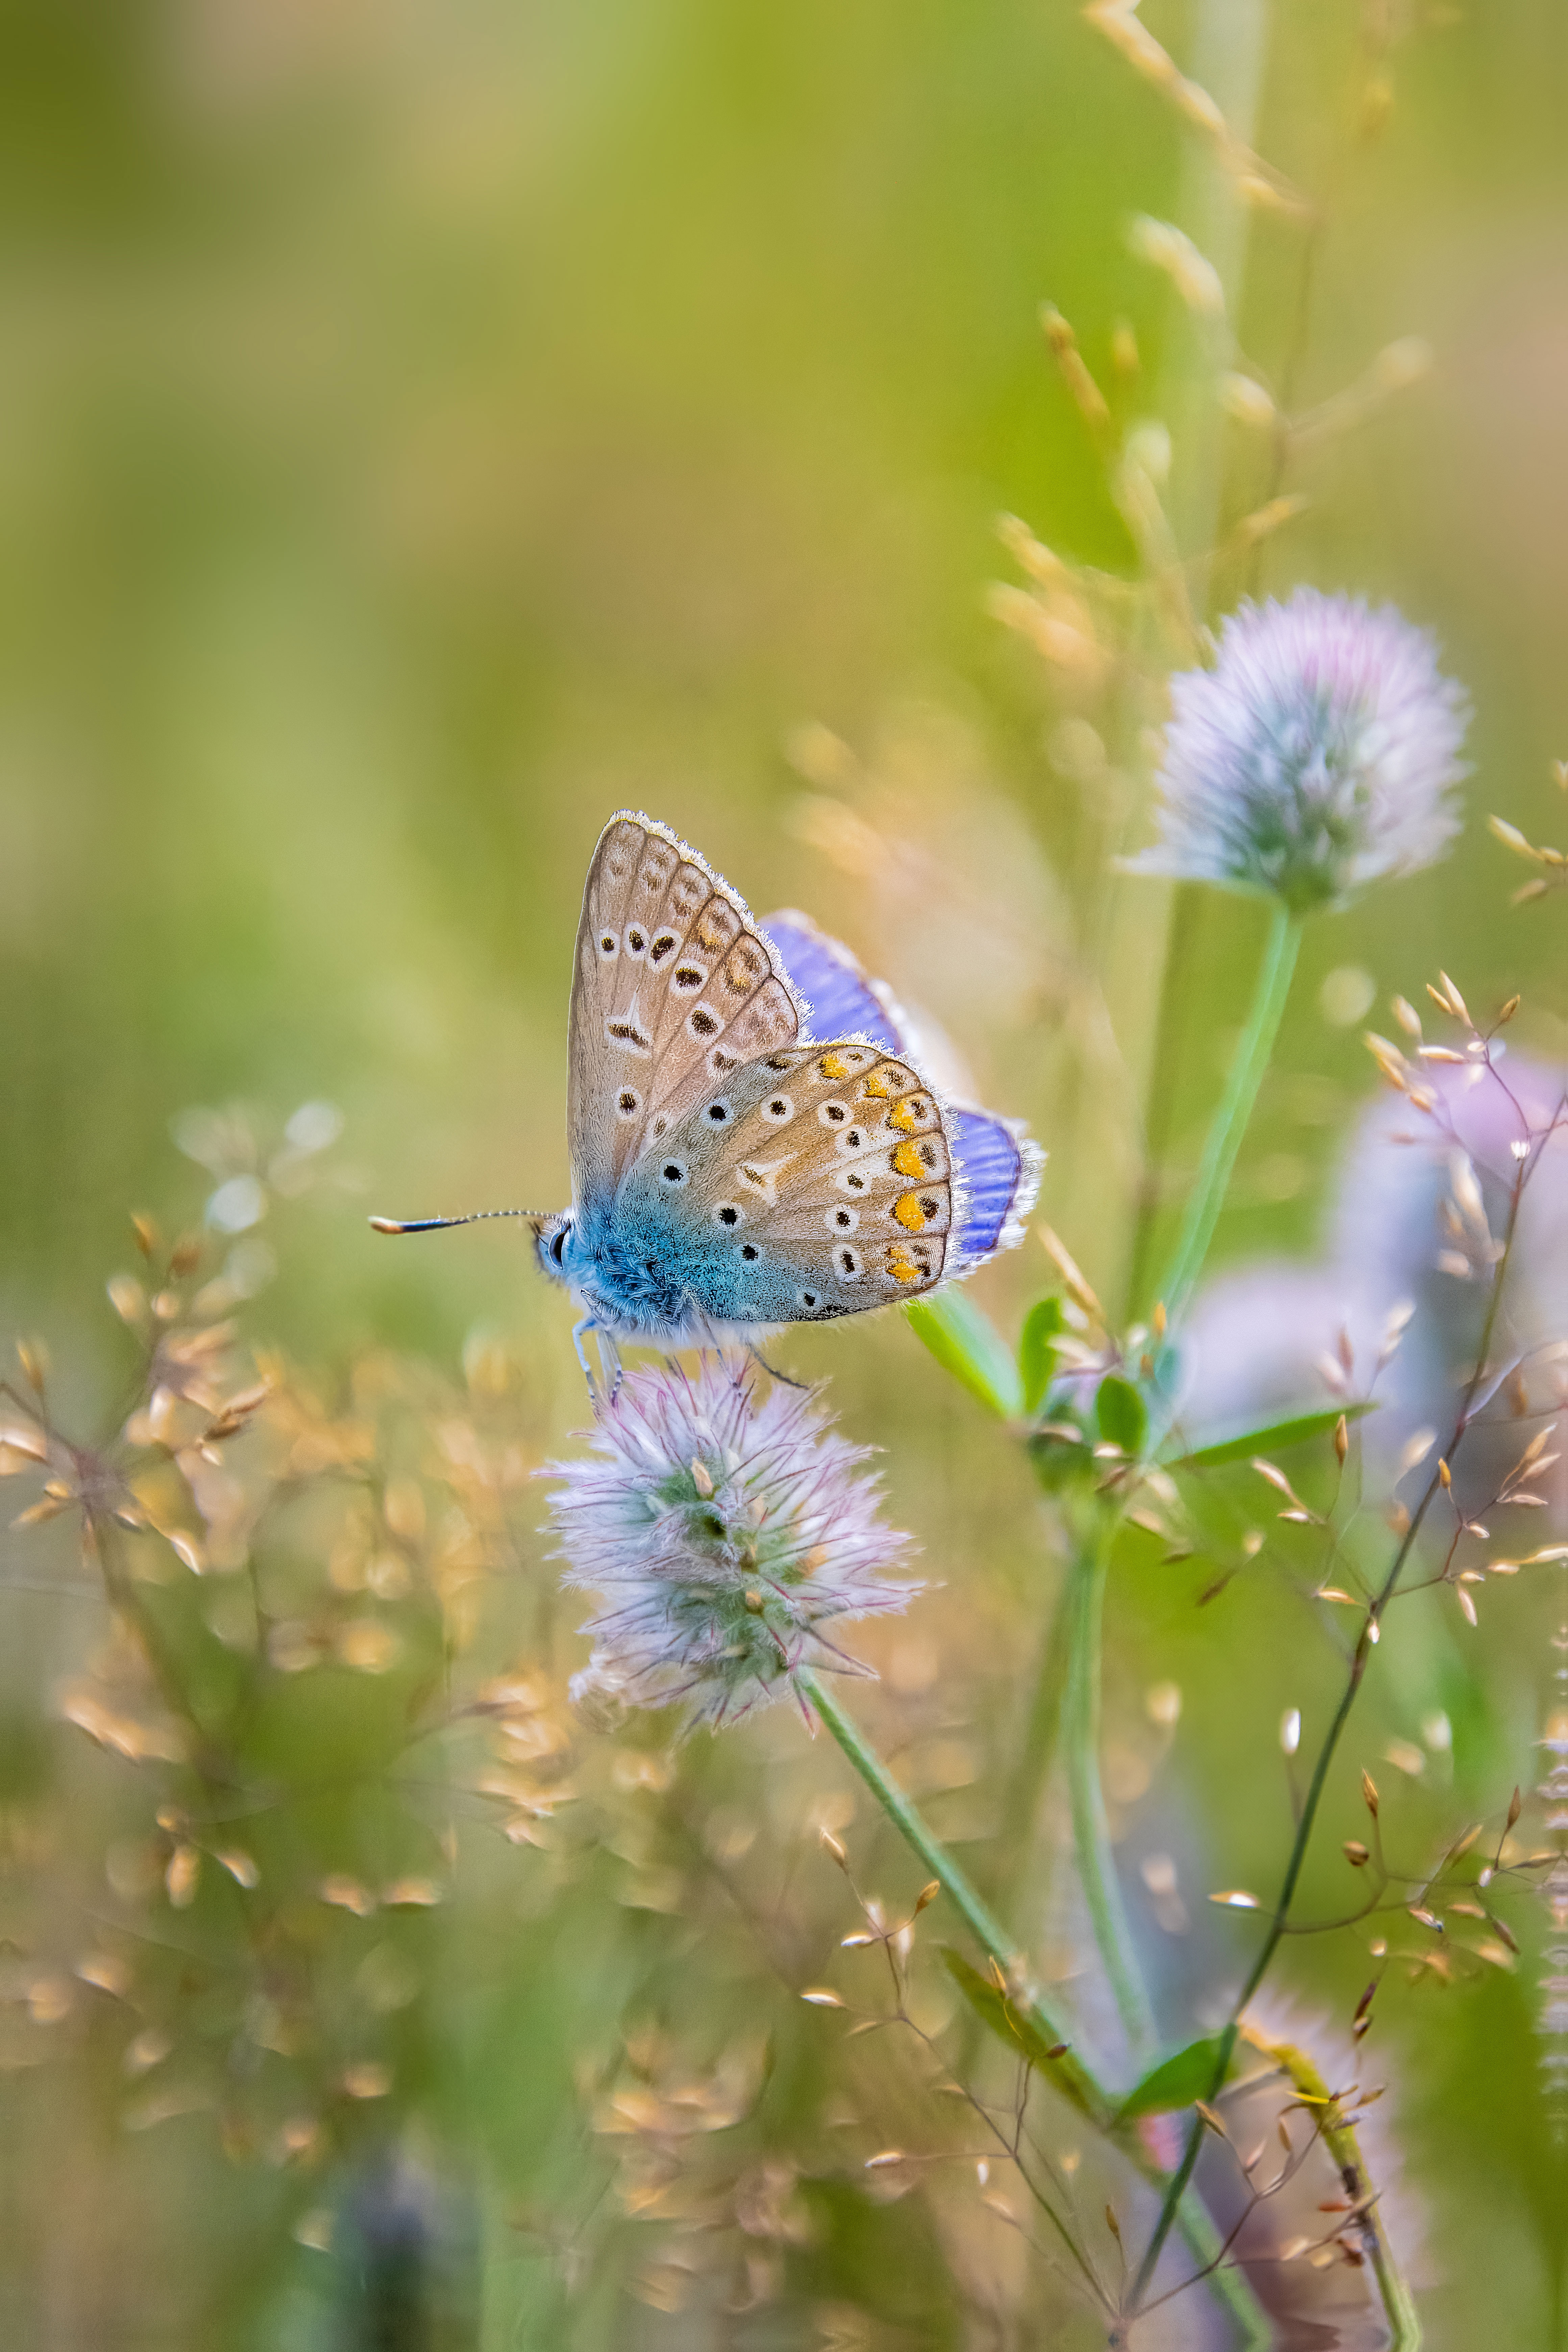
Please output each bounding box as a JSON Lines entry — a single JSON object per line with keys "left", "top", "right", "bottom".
{"left": 569, "top": 814, "right": 801, "bottom": 1214}
{"left": 763, "top": 907, "right": 1041, "bottom": 1269}
{"left": 610, "top": 1040, "right": 956, "bottom": 1327}
{"left": 949, "top": 1106, "right": 1038, "bottom": 1260}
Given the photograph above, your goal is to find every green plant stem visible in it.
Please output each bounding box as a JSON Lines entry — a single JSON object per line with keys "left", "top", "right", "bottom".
{"left": 1154, "top": 900, "right": 1303, "bottom": 1328}
{"left": 802, "top": 1667, "right": 1269, "bottom": 2339}
{"left": 799, "top": 1666, "right": 1108, "bottom": 2128}
{"left": 1063, "top": 1510, "right": 1158, "bottom": 2060}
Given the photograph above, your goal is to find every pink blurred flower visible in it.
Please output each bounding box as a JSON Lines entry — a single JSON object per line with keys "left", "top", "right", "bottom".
{"left": 1180, "top": 1054, "right": 1568, "bottom": 1521}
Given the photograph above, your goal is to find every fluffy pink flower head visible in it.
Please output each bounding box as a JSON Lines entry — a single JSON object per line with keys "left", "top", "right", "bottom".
{"left": 1131, "top": 589, "right": 1469, "bottom": 912}
{"left": 542, "top": 1358, "right": 919, "bottom": 1730}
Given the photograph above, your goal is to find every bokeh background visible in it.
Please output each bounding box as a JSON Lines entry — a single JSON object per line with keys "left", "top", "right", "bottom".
{"left": 5, "top": 1, "right": 1568, "bottom": 2344}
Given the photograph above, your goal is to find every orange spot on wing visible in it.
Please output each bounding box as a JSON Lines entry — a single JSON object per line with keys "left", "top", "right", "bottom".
{"left": 893, "top": 1192, "right": 927, "bottom": 1233}
{"left": 817, "top": 1050, "right": 853, "bottom": 1082}
{"left": 889, "top": 1097, "right": 930, "bottom": 1134}
{"left": 887, "top": 1248, "right": 924, "bottom": 1283}
{"left": 861, "top": 1068, "right": 896, "bottom": 1099}
{"left": 891, "top": 1140, "right": 926, "bottom": 1181}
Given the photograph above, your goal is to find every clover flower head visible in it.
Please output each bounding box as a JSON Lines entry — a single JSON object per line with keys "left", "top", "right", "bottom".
{"left": 542, "top": 1359, "right": 920, "bottom": 1730}
{"left": 1131, "top": 589, "right": 1469, "bottom": 912}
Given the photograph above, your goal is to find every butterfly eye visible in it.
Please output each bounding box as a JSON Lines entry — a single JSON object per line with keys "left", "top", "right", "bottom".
{"left": 549, "top": 1226, "right": 568, "bottom": 1266}
{"left": 659, "top": 1159, "right": 689, "bottom": 1187}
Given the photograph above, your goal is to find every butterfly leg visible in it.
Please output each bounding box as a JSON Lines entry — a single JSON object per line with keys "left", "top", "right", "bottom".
{"left": 747, "top": 1342, "right": 807, "bottom": 1391}
{"left": 572, "top": 1317, "right": 624, "bottom": 1404}
{"left": 571, "top": 1317, "right": 602, "bottom": 1401}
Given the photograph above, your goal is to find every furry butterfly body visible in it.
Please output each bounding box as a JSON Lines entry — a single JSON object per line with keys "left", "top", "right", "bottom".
{"left": 531, "top": 813, "right": 1042, "bottom": 1356}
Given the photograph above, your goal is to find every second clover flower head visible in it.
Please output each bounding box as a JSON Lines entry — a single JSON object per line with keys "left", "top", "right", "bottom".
{"left": 542, "top": 1357, "right": 920, "bottom": 1731}
{"left": 1130, "top": 588, "right": 1470, "bottom": 913}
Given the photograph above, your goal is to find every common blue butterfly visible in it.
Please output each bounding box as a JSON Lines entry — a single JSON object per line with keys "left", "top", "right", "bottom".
{"left": 374, "top": 812, "right": 1042, "bottom": 1378}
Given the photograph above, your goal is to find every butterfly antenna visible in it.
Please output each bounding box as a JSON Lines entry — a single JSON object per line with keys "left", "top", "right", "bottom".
{"left": 369, "top": 1209, "right": 546, "bottom": 1235}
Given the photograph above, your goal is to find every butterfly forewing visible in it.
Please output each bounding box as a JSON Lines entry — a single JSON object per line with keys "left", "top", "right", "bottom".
{"left": 614, "top": 1041, "right": 955, "bottom": 1326}
{"left": 569, "top": 814, "right": 801, "bottom": 1211}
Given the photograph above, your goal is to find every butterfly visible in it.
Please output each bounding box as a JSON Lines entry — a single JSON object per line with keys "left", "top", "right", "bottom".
{"left": 374, "top": 812, "right": 1042, "bottom": 1382}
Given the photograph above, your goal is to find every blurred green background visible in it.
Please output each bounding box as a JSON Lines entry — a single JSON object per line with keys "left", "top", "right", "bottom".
{"left": 6, "top": 0, "right": 1568, "bottom": 2343}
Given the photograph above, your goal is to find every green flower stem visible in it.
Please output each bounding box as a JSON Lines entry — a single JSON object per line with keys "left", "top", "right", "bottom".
{"left": 1153, "top": 900, "right": 1304, "bottom": 1328}
{"left": 799, "top": 1665, "right": 1108, "bottom": 2127}
{"left": 1062, "top": 1510, "right": 1158, "bottom": 2060}
{"left": 801, "top": 1667, "right": 1270, "bottom": 2339}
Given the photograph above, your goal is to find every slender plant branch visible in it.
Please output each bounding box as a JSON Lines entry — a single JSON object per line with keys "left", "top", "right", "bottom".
{"left": 1155, "top": 899, "right": 1304, "bottom": 1327}
{"left": 1130, "top": 1157, "right": 1527, "bottom": 2320}
{"left": 1053, "top": 905, "right": 1306, "bottom": 2125}
{"left": 799, "top": 1666, "right": 1271, "bottom": 2343}
{"left": 799, "top": 1665, "right": 1109, "bottom": 2128}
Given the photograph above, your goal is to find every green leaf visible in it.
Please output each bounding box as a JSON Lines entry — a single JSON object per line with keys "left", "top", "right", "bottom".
{"left": 942, "top": 1950, "right": 1069, "bottom": 2072}
{"left": 1019, "top": 1297, "right": 1066, "bottom": 1416}
{"left": 1116, "top": 2035, "right": 1227, "bottom": 2121}
{"left": 1094, "top": 1373, "right": 1148, "bottom": 1457}
{"left": 1166, "top": 1400, "right": 1377, "bottom": 1471}
{"left": 906, "top": 1292, "right": 1023, "bottom": 1420}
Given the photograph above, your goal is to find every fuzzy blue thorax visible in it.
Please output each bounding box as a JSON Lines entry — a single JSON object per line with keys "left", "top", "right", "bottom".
{"left": 537, "top": 1194, "right": 855, "bottom": 1344}
{"left": 537, "top": 1205, "right": 696, "bottom": 1340}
